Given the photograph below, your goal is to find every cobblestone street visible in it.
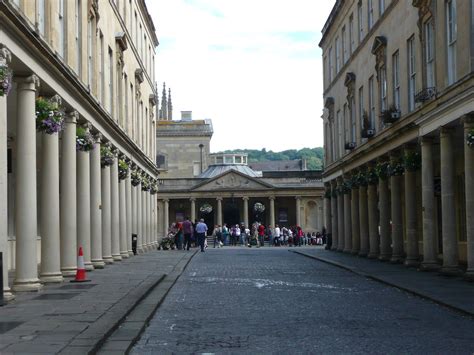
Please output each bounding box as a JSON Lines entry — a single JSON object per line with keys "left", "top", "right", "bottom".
{"left": 131, "top": 248, "right": 474, "bottom": 354}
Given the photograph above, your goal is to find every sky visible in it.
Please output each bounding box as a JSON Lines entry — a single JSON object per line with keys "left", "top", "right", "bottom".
{"left": 145, "top": 0, "right": 335, "bottom": 153}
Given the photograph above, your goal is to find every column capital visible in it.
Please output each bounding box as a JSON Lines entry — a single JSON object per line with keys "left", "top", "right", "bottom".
{"left": 162, "top": 198, "right": 169, "bottom": 203}
{"left": 0, "top": 46, "right": 12, "bottom": 65}
{"left": 216, "top": 197, "right": 223, "bottom": 201}
{"left": 295, "top": 196, "right": 302, "bottom": 201}
{"left": 462, "top": 111, "right": 474, "bottom": 125}
{"left": 242, "top": 196, "right": 249, "bottom": 201}
{"left": 440, "top": 126, "right": 454, "bottom": 136}
{"left": 268, "top": 196, "right": 275, "bottom": 201}
{"left": 79, "top": 121, "right": 92, "bottom": 131}
{"left": 16, "top": 74, "right": 40, "bottom": 90}
{"left": 66, "top": 110, "right": 79, "bottom": 124}
{"left": 49, "top": 94, "right": 62, "bottom": 106}
{"left": 189, "top": 197, "right": 196, "bottom": 202}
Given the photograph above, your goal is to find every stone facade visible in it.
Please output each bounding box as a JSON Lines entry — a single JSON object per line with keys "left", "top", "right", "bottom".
{"left": 320, "top": 0, "right": 474, "bottom": 278}
{"left": 0, "top": 0, "right": 160, "bottom": 299}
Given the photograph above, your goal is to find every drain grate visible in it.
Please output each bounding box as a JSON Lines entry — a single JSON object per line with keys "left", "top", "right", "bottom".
{"left": 59, "top": 284, "right": 97, "bottom": 290}
{"left": 0, "top": 322, "right": 23, "bottom": 334}
{"left": 33, "top": 293, "right": 77, "bottom": 300}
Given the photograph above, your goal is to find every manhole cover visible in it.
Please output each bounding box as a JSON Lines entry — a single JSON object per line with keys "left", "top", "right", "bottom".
{"left": 60, "top": 284, "right": 97, "bottom": 290}
{"left": 34, "top": 293, "right": 77, "bottom": 300}
{"left": 0, "top": 322, "right": 23, "bottom": 334}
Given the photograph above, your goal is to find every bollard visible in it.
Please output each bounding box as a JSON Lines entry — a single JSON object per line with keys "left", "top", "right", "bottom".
{"left": 0, "top": 252, "right": 3, "bottom": 306}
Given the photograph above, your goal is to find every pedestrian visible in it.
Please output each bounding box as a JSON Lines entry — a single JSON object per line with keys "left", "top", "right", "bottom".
{"left": 273, "top": 224, "right": 281, "bottom": 246}
{"left": 222, "top": 223, "right": 230, "bottom": 246}
{"left": 266, "top": 225, "right": 273, "bottom": 246}
{"left": 196, "top": 218, "right": 208, "bottom": 252}
{"left": 182, "top": 216, "right": 193, "bottom": 251}
{"left": 258, "top": 223, "right": 265, "bottom": 247}
{"left": 240, "top": 223, "right": 246, "bottom": 246}
{"left": 234, "top": 224, "right": 241, "bottom": 246}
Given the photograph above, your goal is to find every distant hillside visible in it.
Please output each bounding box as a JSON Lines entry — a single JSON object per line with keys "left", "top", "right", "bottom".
{"left": 218, "top": 148, "right": 324, "bottom": 170}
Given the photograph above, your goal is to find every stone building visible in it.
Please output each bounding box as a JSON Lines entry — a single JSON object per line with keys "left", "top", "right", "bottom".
{"left": 320, "top": 0, "right": 473, "bottom": 278}
{"left": 0, "top": 0, "right": 160, "bottom": 300}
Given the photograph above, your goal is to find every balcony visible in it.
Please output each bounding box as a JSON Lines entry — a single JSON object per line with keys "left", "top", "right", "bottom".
{"left": 414, "top": 87, "right": 436, "bottom": 103}
{"left": 361, "top": 128, "right": 375, "bottom": 139}
{"left": 380, "top": 107, "right": 401, "bottom": 124}
{"left": 345, "top": 142, "right": 356, "bottom": 150}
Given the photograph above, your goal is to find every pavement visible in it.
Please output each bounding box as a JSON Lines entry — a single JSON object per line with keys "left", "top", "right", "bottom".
{"left": 0, "top": 249, "right": 196, "bottom": 354}
{"left": 290, "top": 247, "right": 474, "bottom": 317}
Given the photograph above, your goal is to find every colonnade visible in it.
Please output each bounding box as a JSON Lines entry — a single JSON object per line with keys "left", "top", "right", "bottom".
{"left": 0, "top": 55, "right": 160, "bottom": 299}
{"left": 324, "top": 116, "right": 474, "bottom": 280}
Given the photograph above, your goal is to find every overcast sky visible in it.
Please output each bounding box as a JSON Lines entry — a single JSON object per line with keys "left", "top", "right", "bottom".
{"left": 145, "top": 0, "right": 335, "bottom": 153}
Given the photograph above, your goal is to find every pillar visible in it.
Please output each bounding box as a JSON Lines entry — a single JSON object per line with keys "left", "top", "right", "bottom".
{"left": 390, "top": 154, "right": 404, "bottom": 263}
{"left": 330, "top": 181, "right": 338, "bottom": 251}
{"left": 59, "top": 110, "right": 78, "bottom": 277}
{"left": 13, "top": 75, "right": 42, "bottom": 291}
{"left": 420, "top": 137, "right": 439, "bottom": 270}
{"left": 269, "top": 196, "right": 275, "bottom": 228}
{"left": 440, "top": 128, "right": 461, "bottom": 275}
{"left": 110, "top": 151, "right": 121, "bottom": 261}
{"left": 343, "top": 183, "right": 352, "bottom": 253}
{"left": 190, "top": 198, "right": 196, "bottom": 223}
{"left": 379, "top": 175, "right": 391, "bottom": 261}
{"left": 296, "top": 196, "right": 302, "bottom": 227}
{"left": 90, "top": 133, "right": 104, "bottom": 268}
{"left": 404, "top": 147, "right": 420, "bottom": 267}
{"left": 119, "top": 173, "right": 128, "bottom": 258}
{"left": 163, "top": 198, "right": 169, "bottom": 237}
{"left": 101, "top": 153, "right": 113, "bottom": 264}
{"left": 126, "top": 172, "right": 133, "bottom": 256}
{"left": 324, "top": 186, "right": 332, "bottom": 237}
{"left": 359, "top": 183, "right": 369, "bottom": 257}
{"left": 351, "top": 183, "right": 360, "bottom": 255}
{"left": 146, "top": 191, "right": 151, "bottom": 249}
{"left": 464, "top": 114, "right": 474, "bottom": 280}
{"left": 367, "top": 180, "right": 379, "bottom": 259}
{"left": 336, "top": 179, "right": 344, "bottom": 252}
{"left": 216, "top": 197, "right": 223, "bottom": 226}
{"left": 77, "top": 123, "right": 93, "bottom": 271}
{"left": 243, "top": 197, "right": 249, "bottom": 227}
{"left": 139, "top": 187, "right": 146, "bottom": 252}
{"left": 0, "top": 48, "right": 14, "bottom": 299}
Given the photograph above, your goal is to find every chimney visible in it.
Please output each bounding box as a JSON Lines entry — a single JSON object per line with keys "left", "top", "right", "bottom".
{"left": 181, "top": 111, "right": 192, "bottom": 121}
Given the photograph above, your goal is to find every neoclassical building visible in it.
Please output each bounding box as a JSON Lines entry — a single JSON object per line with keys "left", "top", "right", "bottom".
{"left": 0, "top": 0, "right": 160, "bottom": 300}
{"left": 320, "top": 0, "right": 473, "bottom": 278}
{"left": 156, "top": 150, "right": 325, "bottom": 237}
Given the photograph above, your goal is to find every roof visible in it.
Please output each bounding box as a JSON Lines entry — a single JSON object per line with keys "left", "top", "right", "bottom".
{"left": 249, "top": 160, "right": 303, "bottom": 172}
{"left": 319, "top": 0, "right": 344, "bottom": 48}
{"left": 198, "top": 164, "right": 262, "bottom": 179}
{"left": 156, "top": 119, "right": 214, "bottom": 137}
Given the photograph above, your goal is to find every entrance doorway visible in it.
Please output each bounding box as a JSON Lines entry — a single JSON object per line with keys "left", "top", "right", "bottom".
{"left": 224, "top": 202, "right": 240, "bottom": 227}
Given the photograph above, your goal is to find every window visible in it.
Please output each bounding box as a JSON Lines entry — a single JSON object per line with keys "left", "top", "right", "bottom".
{"left": 99, "top": 32, "right": 105, "bottom": 103}
{"left": 350, "top": 97, "right": 356, "bottom": 141}
{"left": 87, "top": 18, "right": 93, "bottom": 88}
{"left": 379, "top": 66, "right": 387, "bottom": 112}
{"left": 424, "top": 19, "right": 435, "bottom": 88}
{"left": 38, "top": 0, "right": 45, "bottom": 36}
{"left": 359, "top": 86, "right": 366, "bottom": 131}
{"left": 130, "top": 83, "right": 134, "bottom": 137}
{"left": 335, "top": 37, "right": 340, "bottom": 73}
{"left": 117, "top": 63, "right": 122, "bottom": 124}
{"left": 75, "top": 0, "right": 82, "bottom": 77}
{"left": 368, "top": 0, "right": 374, "bottom": 30}
{"left": 407, "top": 36, "right": 416, "bottom": 111}
{"left": 328, "top": 47, "right": 333, "bottom": 82}
{"left": 342, "top": 26, "right": 347, "bottom": 64}
{"left": 369, "top": 77, "right": 375, "bottom": 128}
{"left": 446, "top": 0, "right": 457, "bottom": 85}
{"left": 379, "top": 0, "right": 385, "bottom": 16}
{"left": 392, "top": 51, "right": 400, "bottom": 109}
{"left": 349, "top": 14, "right": 355, "bottom": 54}
{"left": 124, "top": 74, "right": 128, "bottom": 131}
{"left": 58, "top": 0, "right": 65, "bottom": 58}
{"left": 337, "top": 110, "right": 343, "bottom": 158}
{"left": 135, "top": 12, "right": 138, "bottom": 45}
{"left": 343, "top": 104, "right": 348, "bottom": 144}
{"left": 108, "top": 47, "right": 114, "bottom": 115}
{"left": 323, "top": 56, "right": 327, "bottom": 88}
{"left": 358, "top": 1, "right": 364, "bottom": 43}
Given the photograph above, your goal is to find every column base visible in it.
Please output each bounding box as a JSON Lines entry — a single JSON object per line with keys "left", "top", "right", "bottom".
{"left": 112, "top": 254, "right": 122, "bottom": 261}
{"left": 330, "top": 245, "right": 338, "bottom": 251}
{"left": 40, "top": 272, "right": 64, "bottom": 283}
{"left": 351, "top": 250, "right": 360, "bottom": 255}
{"left": 137, "top": 247, "right": 145, "bottom": 254}
{"left": 12, "top": 279, "right": 43, "bottom": 292}
{"left": 337, "top": 248, "right": 344, "bottom": 252}
{"left": 464, "top": 270, "right": 474, "bottom": 281}
{"left": 367, "top": 253, "right": 379, "bottom": 259}
{"left": 358, "top": 251, "right": 368, "bottom": 257}
{"left": 120, "top": 251, "right": 129, "bottom": 258}
{"left": 92, "top": 259, "right": 106, "bottom": 269}
{"left": 404, "top": 258, "right": 420, "bottom": 268}
{"left": 419, "top": 262, "right": 440, "bottom": 271}
{"left": 440, "top": 265, "right": 463, "bottom": 276}
{"left": 128, "top": 250, "right": 134, "bottom": 257}
{"left": 378, "top": 254, "right": 391, "bottom": 262}
{"left": 103, "top": 256, "right": 114, "bottom": 264}
{"left": 3, "top": 288, "right": 15, "bottom": 302}
{"left": 343, "top": 248, "right": 352, "bottom": 254}
{"left": 84, "top": 262, "right": 94, "bottom": 271}
{"left": 61, "top": 267, "right": 77, "bottom": 277}
{"left": 390, "top": 255, "right": 404, "bottom": 264}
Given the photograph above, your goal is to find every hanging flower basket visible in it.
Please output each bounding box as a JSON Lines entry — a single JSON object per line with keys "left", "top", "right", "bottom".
{"left": 118, "top": 159, "right": 129, "bottom": 180}
{"left": 76, "top": 126, "right": 95, "bottom": 151}
{"left": 100, "top": 145, "right": 115, "bottom": 167}
{"left": 0, "top": 65, "right": 12, "bottom": 97}
{"left": 254, "top": 202, "right": 265, "bottom": 213}
{"left": 354, "top": 171, "right": 367, "bottom": 187}
{"left": 388, "top": 158, "right": 404, "bottom": 176}
{"left": 349, "top": 176, "right": 359, "bottom": 189}
{"left": 341, "top": 180, "right": 351, "bottom": 194}
{"left": 403, "top": 151, "right": 421, "bottom": 172}
{"left": 131, "top": 170, "right": 142, "bottom": 186}
{"left": 375, "top": 161, "right": 390, "bottom": 180}
{"left": 199, "top": 203, "right": 213, "bottom": 214}
{"left": 467, "top": 129, "right": 474, "bottom": 148}
{"left": 367, "top": 168, "right": 378, "bottom": 185}
{"left": 141, "top": 176, "right": 151, "bottom": 191}
{"left": 36, "top": 97, "right": 64, "bottom": 134}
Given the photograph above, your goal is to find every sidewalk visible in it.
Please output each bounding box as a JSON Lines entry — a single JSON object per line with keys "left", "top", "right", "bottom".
{"left": 291, "top": 248, "right": 474, "bottom": 316}
{"left": 0, "top": 249, "right": 197, "bottom": 354}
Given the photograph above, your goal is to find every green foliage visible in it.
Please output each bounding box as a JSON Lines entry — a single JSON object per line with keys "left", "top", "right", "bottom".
{"left": 219, "top": 147, "right": 324, "bottom": 170}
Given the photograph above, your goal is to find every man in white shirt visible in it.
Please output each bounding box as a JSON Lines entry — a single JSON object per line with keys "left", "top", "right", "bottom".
{"left": 274, "top": 225, "right": 281, "bottom": 246}
{"left": 196, "top": 219, "right": 208, "bottom": 252}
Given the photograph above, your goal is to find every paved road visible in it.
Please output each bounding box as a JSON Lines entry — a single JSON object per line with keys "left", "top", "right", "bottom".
{"left": 131, "top": 248, "right": 474, "bottom": 354}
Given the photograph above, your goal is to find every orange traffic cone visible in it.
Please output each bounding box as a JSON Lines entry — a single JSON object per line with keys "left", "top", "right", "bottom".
{"left": 70, "top": 247, "right": 90, "bottom": 283}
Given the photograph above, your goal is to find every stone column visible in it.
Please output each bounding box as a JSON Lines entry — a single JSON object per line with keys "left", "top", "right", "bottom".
{"left": 13, "top": 75, "right": 42, "bottom": 291}
{"left": 379, "top": 171, "right": 391, "bottom": 261}
{"left": 243, "top": 197, "right": 249, "bottom": 227}
{"left": 343, "top": 181, "right": 352, "bottom": 253}
{"left": 126, "top": 172, "right": 133, "bottom": 256}
{"left": 163, "top": 198, "right": 169, "bottom": 237}
{"left": 351, "top": 182, "right": 360, "bottom": 255}
{"left": 110, "top": 150, "right": 121, "bottom": 261}
{"left": 336, "top": 179, "right": 344, "bottom": 252}
{"left": 330, "top": 181, "right": 338, "bottom": 251}
{"left": 190, "top": 198, "right": 196, "bottom": 222}
{"left": 359, "top": 182, "right": 369, "bottom": 257}
{"left": 136, "top": 181, "right": 143, "bottom": 252}
{"left": 140, "top": 187, "right": 146, "bottom": 252}
{"left": 296, "top": 196, "right": 302, "bottom": 227}
{"left": 146, "top": 191, "right": 151, "bottom": 249}
{"left": 0, "top": 48, "right": 14, "bottom": 299}
{"left": 39, "top": 96, "right": 63, "bottom": 283}
{"left": 119, "top": 170, "right": 128, "bottom": 258}
{"left": 464, "top": 114, "right": 474, "bottom": 280}
{"left": 217, "top": 197, "right": 223, "bottom": 226}
{"left": 59, "top": 110, "right": 78, "bottom": 277}
{"left": 324, "top": 185, "right": 332, "bottom": 237}
{"left": 420, "top": 137, "right": 439, "bottom": 270}
{"left": 101, "top": 151, "right": 113, "bottom": 264}
{"left": 390, "top": 154, "right": 404, "bottom": 263}
{"left": 77, "top": 123, "right": 93, "bottom": 271}
{"left": 269, "top": 196, "right": 275, "bottom": 228}
{"left": 404, "top": 147, "right": 420, "bottom": 267}
{"left": 367, "top": 177, "right": 379, "bottom": 259}
{"left": 90, "top": 133, "right": 104, "bottom": 268}
{"left": 151, "top": 194, "right": 157, "bottom": 246}
{"left": 440, "top": 128, "right": 461, "bottom": 275}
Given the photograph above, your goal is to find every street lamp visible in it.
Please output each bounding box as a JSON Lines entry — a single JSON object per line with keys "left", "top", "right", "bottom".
{"left": 199, "top": 144, "right": 204, "bottom": 174}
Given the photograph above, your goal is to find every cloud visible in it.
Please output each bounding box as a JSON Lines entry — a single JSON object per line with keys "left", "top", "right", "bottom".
{"left": 146, "top": 0, "right": 335, "bottom": 152}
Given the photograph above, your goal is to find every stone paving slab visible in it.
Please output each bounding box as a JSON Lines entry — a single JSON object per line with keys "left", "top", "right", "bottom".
{"left": 291, "top": 248, "right": 474, "bottom": 316}
{"left": 0, "top": 249, "right": 196, "bottom": 354}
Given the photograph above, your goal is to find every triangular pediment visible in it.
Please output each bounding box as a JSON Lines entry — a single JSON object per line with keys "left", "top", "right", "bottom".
{"left": 191, "top": 170, "right": 273, "bottom": 191}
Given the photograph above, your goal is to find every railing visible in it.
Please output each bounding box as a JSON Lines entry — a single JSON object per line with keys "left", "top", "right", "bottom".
{"left": 414, "top": 87, "right": 436, "bottom": 103}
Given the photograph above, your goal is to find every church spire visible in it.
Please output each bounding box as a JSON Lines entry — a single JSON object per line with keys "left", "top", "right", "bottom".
{"left": 168, "top": 88, "right": 173, "bottom": 120}
{"left": 160, "top": 82, "right": 168, "bottom": 120}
